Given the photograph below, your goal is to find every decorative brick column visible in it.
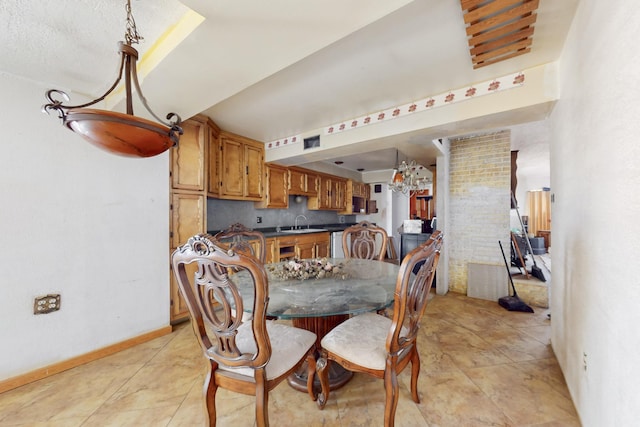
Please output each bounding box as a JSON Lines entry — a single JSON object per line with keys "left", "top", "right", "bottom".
{"left": 448, "top": 131, "right": 511, "bottom": 294}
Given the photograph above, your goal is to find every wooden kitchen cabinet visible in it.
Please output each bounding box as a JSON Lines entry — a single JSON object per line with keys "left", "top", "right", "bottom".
{"left": 295, "top": 232, "right": 331, "bottom": 259}
{"left": 308, "top": 174, "right": 346, "bottom": 211}
{"left": 272, "top": 232, "right": 330, "bottom": 262}
{"left": 295, "top": 240, "right": 316, "bottom": 259}
{"left": 217, "top": 132, "right": 264, "bottom": 201}
{"left": 339, "top": 180, "right": 371, "bottom": 215}
{"left": 288, "top": 166, "right": 318, "bottom": 197}
{"left": 169, "top": 192, "right": 206, "bottom": 323}
{"left": 169, "top": 114, "right": 218, "bottom": 323}
{"left": 255, "top": 163, "right": 289, "bottom": 209}
{"left": 265, "top": 237, "right": 277, "bottom": 264}
{"left": 314, "top": 233, "right": 330, "bottom": 258}
{"left": 168, "top": 116, "right": 212, "bottom": 322}
{"left": 332, "top": 179, "right": 347, "bottom": 210}
{"left": 170, "top": 192, "right": 206, "bottom": 249}
{"left": 171, "top": 116, "right": 208, "bottom": 191}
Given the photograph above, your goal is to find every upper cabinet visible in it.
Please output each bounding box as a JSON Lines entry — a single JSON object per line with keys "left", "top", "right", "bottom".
{"left": 211, "top": 131, "right": 264, "bottom": 201}
{"left": 171, "top": 116, "right": 213, "bottom": 191}
{"left": 339, "top": 180, "right": 373, "bottom": 215}
{"left": 288, "top": 167, "right": 318, "bottom": 197}
{"left": 255, "top": 163, "right": 289, "bottom": 209}
{"left": 308, "top": 173, "right": 347, "bottom": 211}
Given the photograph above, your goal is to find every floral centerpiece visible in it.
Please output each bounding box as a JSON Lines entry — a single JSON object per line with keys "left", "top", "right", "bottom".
{"left": 267, "top": 257, "right": 348, "bottom": 281}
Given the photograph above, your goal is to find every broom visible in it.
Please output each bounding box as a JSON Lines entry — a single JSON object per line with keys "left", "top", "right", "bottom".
{"left": 498, "top": 241, "right": 534, "bottom": 313}
{"left": 511, "top": 192, "right": 546, "bottom": 282}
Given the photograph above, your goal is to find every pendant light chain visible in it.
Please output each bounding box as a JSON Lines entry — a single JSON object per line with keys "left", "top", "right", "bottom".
{"left": 125, "top": 0, "right": 143, "bottom": 46}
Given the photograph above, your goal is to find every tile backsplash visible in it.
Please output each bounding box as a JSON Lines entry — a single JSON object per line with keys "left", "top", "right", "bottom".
{"left": 207, "top": 196, "right": 355, "bottom": 232}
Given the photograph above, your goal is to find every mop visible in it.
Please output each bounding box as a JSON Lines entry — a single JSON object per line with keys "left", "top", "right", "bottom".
{"left": 511, "top": 192, "right": 546, "bottom": 282}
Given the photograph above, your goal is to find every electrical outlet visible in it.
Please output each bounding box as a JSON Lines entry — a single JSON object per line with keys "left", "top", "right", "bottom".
{"left": 34, "top": 294, "right": 61, "bottom": 314}
{"left": 256, "top": 216, "right": 262, "bottom": 224}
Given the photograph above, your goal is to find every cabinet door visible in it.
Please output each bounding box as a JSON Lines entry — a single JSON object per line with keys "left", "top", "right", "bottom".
{"left": 296, "top": 242, "right": 316, "bottom": 259}
{"left": 220, "top": 137, "right": 244, "bottom": 198}
{"left": 171, "top": 119, "right": 206, "bottom": 191}
{"left": 265, "top": 238, "right": 277, "bottom": 264}
{"left": 257, "top": 164, "right": 288, "bottom": 208}
{"left": 315, "top": 233, "right": 330, "bottom": 258}
{"left": 207, "top": 124, "right": 220, "bottom": 197}
{"left": 245, "top": 144, "right": 264, "bottom": 200}
{"left": 306, "top": 173, "right": 318, "bottom": 197}
{"left": 319, "top": 176, "right": 332, "bottom": 209}
{"left": 332, "top": 179, "right": 347, "bottom": 210}
{"left": 169, "top": 262, "right": 191, "bottom": 322}
{"left": 289, "top": 168, "right": 307, "bottom": 195}
{"left": 171, "top": 192, "right": 206, "bottom": 248}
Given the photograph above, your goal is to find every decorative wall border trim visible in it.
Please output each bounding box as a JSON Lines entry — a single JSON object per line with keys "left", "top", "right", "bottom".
{"left": 266, "top": 71, "right": 525, "bottom": 150}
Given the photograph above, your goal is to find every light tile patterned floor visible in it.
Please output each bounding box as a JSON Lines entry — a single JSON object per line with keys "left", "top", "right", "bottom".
{"left": 0, "top": 291, "right": 580, "bottom": 426}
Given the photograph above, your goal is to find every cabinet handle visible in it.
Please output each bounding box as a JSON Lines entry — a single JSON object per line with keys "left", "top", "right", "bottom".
{"left": 246, "top": 166, "right": 249, "bottom": 175}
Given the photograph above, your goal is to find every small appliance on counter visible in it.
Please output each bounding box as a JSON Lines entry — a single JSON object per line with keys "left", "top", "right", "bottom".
{"left": 403, "top": 219, "right": 423, "bottom": 234}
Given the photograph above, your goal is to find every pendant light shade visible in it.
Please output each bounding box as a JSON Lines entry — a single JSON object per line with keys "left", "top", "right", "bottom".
{"left": 42, "top": 1, "right": 182, "bottom": 158}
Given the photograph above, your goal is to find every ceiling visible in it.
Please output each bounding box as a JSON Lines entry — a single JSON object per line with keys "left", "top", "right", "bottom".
{"left": 1, "top": 0, "right": 578, "bottom": 175}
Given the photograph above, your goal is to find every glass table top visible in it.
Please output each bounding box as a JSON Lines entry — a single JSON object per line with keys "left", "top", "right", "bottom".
{"left": 232, "top": 258, "right": 400, "bottom": 319}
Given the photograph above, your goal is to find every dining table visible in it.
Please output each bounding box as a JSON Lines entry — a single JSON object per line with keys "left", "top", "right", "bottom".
{"left": 232, "top": 257, "right": 401, "bottom": 392}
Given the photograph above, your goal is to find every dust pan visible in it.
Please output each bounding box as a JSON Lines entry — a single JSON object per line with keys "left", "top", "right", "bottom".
{"left": 498, "top": 241, "right": 534, "bottom": 313}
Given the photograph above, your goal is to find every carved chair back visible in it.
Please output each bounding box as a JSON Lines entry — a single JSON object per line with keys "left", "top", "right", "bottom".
{"left": 172, "top": 233, "right": 317, "bottom": 426}
{"left": 387, "top": 230, "right": 443, "bottom": 356}
{"left": 342, "top": 220, "right": 389, "bottom": 261}
{"left": 172, "top": 233, "right": 270, "bottom": 370}
{"left": 214, "top": 222, "right": 266, "bottom": 263}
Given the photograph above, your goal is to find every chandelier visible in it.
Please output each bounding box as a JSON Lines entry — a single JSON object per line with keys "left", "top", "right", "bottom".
{"left": 42, "top": 0, "right": 183, "bottom": 158}
{"left": 388, "top": 152, "right": 431, "bottom": 196}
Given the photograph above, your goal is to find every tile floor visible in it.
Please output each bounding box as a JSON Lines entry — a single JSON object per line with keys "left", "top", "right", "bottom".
{"left": 0, "top": 291, "right": 580, "bottom": 426}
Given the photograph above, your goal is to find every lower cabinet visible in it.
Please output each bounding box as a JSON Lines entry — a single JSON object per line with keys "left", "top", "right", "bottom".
{"left": 169, "top": 192, "right": 206, "bottom": 323}
{"left": 265, "top": 237, "right": 277, "bottom": 264}
{"left": 273, "top": 232, "right": 330, "bottom": 262}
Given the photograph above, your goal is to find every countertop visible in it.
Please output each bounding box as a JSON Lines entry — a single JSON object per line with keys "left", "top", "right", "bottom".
{"left": 207, "top": 223, "right": 354, "bottom": 238}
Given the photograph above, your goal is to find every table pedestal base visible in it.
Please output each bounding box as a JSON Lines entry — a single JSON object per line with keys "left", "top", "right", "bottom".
{"left": 287, "top": 314, "right": 353, "bottom": 392}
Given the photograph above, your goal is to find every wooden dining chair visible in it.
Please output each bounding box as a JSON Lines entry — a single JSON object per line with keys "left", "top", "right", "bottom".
{"left": 342, "top": 220, "right": 389, "bottom": 261}
{"left": 214, "top": 222, "right": 266, "bottom": 263}
{"left": 172, "top": 233, "right": 317, "bottom": 427}
{"left": 316, "top": 230, "right": 444, "bottom": 427}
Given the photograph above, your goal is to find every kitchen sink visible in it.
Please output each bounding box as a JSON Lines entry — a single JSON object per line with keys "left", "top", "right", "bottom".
{"left": 280, "top": 228, "right": 328, "bottom": 234}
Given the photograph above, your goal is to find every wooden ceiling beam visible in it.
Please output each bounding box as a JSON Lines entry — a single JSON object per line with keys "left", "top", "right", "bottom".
{"left": 470, "top": 26, "right": 534, "bottom": 55}
{"left": 463, "top": 0, "right": 527, "bottom": 24}
{"left": 473, "top": 47, "right": 530, "bottom": 69}
{"left": 472, "top": 38, "right": 532, "bottom": 63}
{"left": 465, "top": 0, "right": 539, "bottom": 36}
{"left": 460, "top": 0, "right": 491, "bottom": 11}
{"left": 467, "top": 13, "right": 537, "bottom": 46}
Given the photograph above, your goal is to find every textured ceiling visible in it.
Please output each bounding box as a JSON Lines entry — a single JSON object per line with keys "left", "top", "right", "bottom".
{"left": 1, "top": 0, "right": 579, "bottom": 174}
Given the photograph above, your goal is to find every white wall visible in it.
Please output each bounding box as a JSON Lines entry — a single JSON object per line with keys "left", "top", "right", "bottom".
{"left": 510, "top": 119, "right": 551, "bottom": 215}
{"left": 0, "top": 72, "right": 170, "bottom": 380}
{"left": 549, "top": 1, "right": 640, "bottom": 425}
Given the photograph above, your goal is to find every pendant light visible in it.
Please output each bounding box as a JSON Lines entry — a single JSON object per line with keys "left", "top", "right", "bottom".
{"left": 42, "top": 0, "right": 183, "bottom": 158}
{"left": 388, "top": 149, "right": 432, "bottom": 197}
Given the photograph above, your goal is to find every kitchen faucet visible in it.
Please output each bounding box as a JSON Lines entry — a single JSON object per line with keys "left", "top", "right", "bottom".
{"left": 294, "top": 214, "right": 308, "bottom": 229}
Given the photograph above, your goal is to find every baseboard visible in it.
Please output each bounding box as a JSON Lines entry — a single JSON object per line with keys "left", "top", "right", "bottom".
{"left": 0, "top": 325, "right": 173, "bottom": 394}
